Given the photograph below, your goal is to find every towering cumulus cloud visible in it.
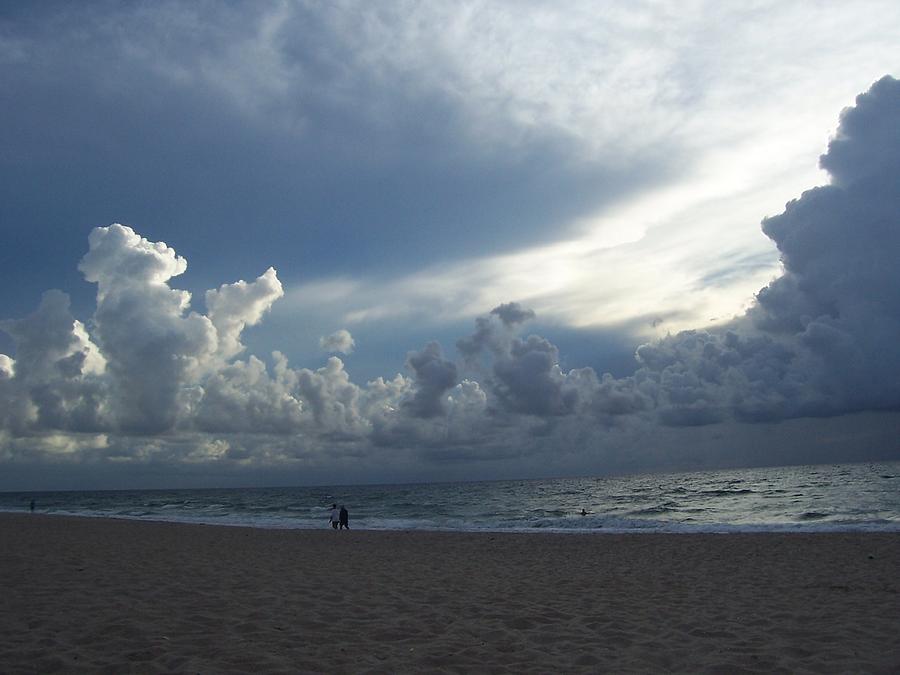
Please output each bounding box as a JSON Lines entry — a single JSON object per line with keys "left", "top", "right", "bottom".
{"left": 752, "top": 75, "right": 900, "bottom": 414}
{"left": 79, "top": 225, "right": 219, "bottom": 433}
{"left": 633, "top": 75, "right": 900, "bottom": 426}
{"left": 404, "top": 342, "right": 458, "bottom": 418}
{"left": 0, "top": 290, "right": 106, "bottom": 434}
{"left": 0, "top": 76, "right": 898, "bottom": 480}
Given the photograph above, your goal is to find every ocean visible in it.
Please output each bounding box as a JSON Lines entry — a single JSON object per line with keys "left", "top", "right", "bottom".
{"left": 2, "top": 461, "right": 899, "bottom": 534}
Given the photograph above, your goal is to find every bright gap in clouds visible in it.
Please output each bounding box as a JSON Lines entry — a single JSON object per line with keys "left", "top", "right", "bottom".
{"left": 276, "top": 134, "right": 813, "bottom": 343}
{"left": 274, "top": 17, "right": 858, "bottom": 344}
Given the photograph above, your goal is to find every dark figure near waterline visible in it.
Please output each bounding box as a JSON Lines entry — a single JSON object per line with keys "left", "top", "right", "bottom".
{"left": 339, "top": 505, "right": 349, "bottom": 530}
{"left": 329, "top": 504, "right": 340, "bottom": 530}
{"left": 30, "top": 499, "right": 35, "bottom": 513}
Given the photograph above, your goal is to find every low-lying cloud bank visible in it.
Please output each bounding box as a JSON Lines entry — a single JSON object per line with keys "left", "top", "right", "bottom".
{"left": 2, "top": 76, "right": 899, "bottom": 485}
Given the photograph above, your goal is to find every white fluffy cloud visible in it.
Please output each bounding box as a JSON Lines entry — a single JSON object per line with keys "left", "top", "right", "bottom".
{"left": 80, "top": 225, "right": 219, "bottom": 433}
{"left": 0, "top": 290, "right": 107, "bottom": 434}
{"left": 206, "top": 268, "right": 284, "bottom": 362}
{"left": 319, "top": 329, "right": 355, "bottom": 354}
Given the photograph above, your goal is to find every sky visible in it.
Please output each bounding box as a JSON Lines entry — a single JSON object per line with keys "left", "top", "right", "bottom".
{"left": 2, "top": 1, "right": 900, "bottom": 490}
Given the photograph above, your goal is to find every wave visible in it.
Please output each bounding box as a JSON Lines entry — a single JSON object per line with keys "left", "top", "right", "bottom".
{"left": 5, "top": 506, "right": 900, "bottom": 535}
{"left": 628, "top": 501, "right": 682, "bottom": 516}
{"left": 799, "top": 511, "right": 829, "bottom": 520}
{"left": 4, "top": 459, "right": 899, "bottom": 534}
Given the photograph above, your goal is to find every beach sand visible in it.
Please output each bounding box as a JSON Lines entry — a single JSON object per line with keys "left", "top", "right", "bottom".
{"left": 1, "top": 514, "right": 899, "bottom": 673}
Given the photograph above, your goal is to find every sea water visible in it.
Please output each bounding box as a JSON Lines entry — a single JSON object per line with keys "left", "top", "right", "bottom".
{"left": 2, "top": 461, "right": 899, "bottom": 534}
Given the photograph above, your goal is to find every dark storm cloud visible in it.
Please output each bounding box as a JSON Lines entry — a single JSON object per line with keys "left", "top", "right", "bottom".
{"left": 492, "top": 336, "right": 571, "bottom": 416}
{"left": 636, "top": 75, "right": 900, "bottom": 425}
{"left": 404, "top": 342, "right": 459, "bottom": 418}
{"left": 818, "top": 76, "right": 900, "bottom": 189}
{"left": 456, "top": 301, "right": 537, "bottom": 363}
{"left": 456, "top": 304, "right": 595, "bottom": 418}
{"left": 449, "top": 76, "right": 900, "bottom": 431}
{"left": 751, "top": 75, "right": 900, "bottom": 414}
{"left": 490, "top": 302, "right": 536, "bottom": 327}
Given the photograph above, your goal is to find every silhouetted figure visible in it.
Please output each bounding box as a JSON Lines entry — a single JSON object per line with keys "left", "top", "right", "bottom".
{"left": 580, "top": 508, "right": 587, "bottom": 516}
{"left": 329, "top": 504, "right": 340, "bottom": 530}
{"left": 339, "top": 505, "right": 349, "bottom": 530}
{"left": 30, "top": 499, "right": 35, "bottom": 513}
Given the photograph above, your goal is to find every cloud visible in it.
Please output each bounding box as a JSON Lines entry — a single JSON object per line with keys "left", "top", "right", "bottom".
{"left": 751, "top": 76, "right": 900, "bottom": 415}
{"left": 206, "top": 268, "right": 284, "bottom": 362}
{"left": 631, "top": 75, "right": 900, "bottom": 425}
{"left": 490, "top": 302, "right": 536, "bottom": 327}
{"left": 404, "top": 342, "right": 459, "bottom": 418}
{"left": 492, "top": 335, "right": 570, "bottom": 417}
{"left": 1, "top": 0, "right": 685, "bottom": 319}
{"left": 78, "top": 224, "right": 188, "bottom": 295}
{"left": 1, "top": 75, "right": 900, "bottom": 483}
{"left": 449, "top": 76, "right": 900, "bottom": 431}
{"left": 79, "top": 225, "right": 219, "bottom": 434}
{"left": 819, "top": 75, "right": 900, "bottom": 189}
{"left": 319, "top": 329, "right": 355, "bottom": 354}
{"left": 457, "top": 301, "right": 536, "bottom": 362}
{"left": 456, "top": 304, "right": 619, "bottom": 420}
{"left": 6, "top": 0, "right": 898, "bottom": 375}
{"left": 294, "top": 357, "right": 370, "bottom": 436}
{"left": 0, "top": 224, "right": 290, "bottom": 437}
{"left": 0, "top": 354, "right": 13, "bottom": 379}
{"left": 191, "top": 355, "right": 303, "bottom": 435}
{"left": 0, "top": 289, "right": 107, "bottom": 433}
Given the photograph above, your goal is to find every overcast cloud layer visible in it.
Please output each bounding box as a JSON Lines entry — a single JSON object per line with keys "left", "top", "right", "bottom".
{"left": 2, "top": 3, "right": 900, "bottom": 488}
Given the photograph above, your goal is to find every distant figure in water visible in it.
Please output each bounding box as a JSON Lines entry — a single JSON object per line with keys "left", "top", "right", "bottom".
{"left": 339, "top": 505, "right": 349, "bottom": 530}
{"left": 30, "top": 499, "right": 35, "bottom": 513}
{"left": 329, "top": 504, "right": 340, "bottom": 530}
{"left": 580, "top": 508, "right": 588, "bottom": 516}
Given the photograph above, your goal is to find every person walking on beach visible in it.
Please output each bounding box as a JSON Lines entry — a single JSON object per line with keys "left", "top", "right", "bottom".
{"left": 339, "top": 505, "right": 349, "bottom": 530}
{"left": 329, "top": 504, "right": 340, "bottom": 530}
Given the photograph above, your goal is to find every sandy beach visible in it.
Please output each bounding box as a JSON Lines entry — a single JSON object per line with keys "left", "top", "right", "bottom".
{"left": 1, "top": 514, "right": 898, "bottom": 673}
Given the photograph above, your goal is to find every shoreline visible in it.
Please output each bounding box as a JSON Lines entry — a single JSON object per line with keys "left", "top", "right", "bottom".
{"left": 4, "top": 509, "right": 900, "bottom": 535}
{"left": 3, "top": 514, "right": 900, "bottom": 672}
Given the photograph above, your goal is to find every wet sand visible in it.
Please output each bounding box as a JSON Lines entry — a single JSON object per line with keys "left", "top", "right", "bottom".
{"left": 1, "top": 513, "right": 899, "bottom": 673}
